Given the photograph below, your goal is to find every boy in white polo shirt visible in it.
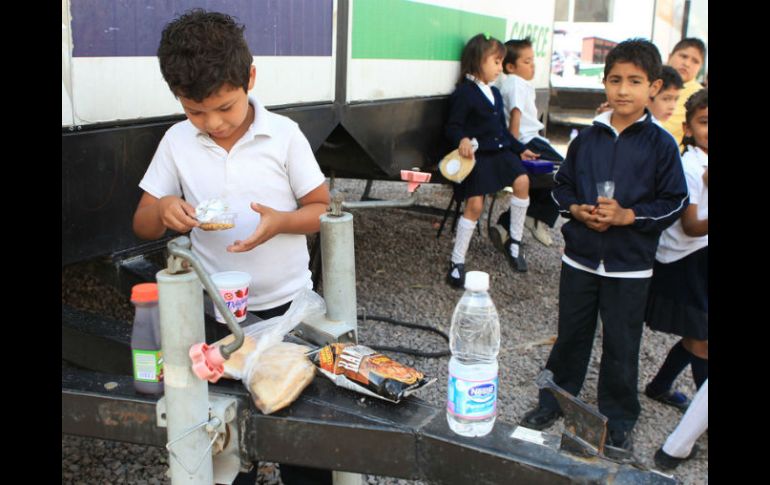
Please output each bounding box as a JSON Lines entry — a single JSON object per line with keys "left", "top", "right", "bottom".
{"left": 132, "top": 8, "right": 331, "bottom": 485}
{"left": 495, "top": 38, "right": 563, "bottom": 247}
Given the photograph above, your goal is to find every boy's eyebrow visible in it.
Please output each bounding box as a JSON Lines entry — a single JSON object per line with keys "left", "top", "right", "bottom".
{"left": 607, "top": 74, "right": 647, "bottom": 80}
{"left": 182, "top": 99, "right": 237, "bottom": 112}
{"left": 217, "top": 100, "right": 237, "bottom": 109}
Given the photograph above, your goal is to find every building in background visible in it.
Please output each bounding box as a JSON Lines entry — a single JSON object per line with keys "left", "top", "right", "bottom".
{"left": 549, "top": 0, "right": 708, "bottom": 126}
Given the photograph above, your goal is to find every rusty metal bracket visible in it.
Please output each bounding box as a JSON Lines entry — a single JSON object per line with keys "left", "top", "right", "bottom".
{"left": 536, "top": 369, "right": 608, "bottom": 458}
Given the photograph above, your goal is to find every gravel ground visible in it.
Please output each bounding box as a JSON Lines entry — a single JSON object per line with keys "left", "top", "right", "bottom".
{"left": 62, "top": 174, "right": 707, "bottom": 484}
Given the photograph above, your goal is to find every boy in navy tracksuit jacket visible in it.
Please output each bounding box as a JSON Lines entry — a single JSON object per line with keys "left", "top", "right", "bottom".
{"left": 520, "top": 39, "right": 689, "bottom": 454}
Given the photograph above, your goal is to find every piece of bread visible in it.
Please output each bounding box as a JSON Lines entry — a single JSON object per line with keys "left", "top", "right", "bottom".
{"left": 247, "top": 342, "right": 315, "bottom": 414}
{"left": 214, "top": 334, "right": 257, "bottom": 380}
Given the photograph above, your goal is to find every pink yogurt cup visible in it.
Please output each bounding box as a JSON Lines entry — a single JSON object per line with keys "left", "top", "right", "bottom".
{"left": 210, "top": 271, "right": 251, "bottom": 323}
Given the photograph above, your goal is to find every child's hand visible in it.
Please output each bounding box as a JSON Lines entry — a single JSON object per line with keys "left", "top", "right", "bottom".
{"left": 702, "top": 167, "right": 708, "bottom": 187}
{"left": 458, "top": 138, "right": 475, "bottom": 159}
{"left": 520, "top": 149, "right": 540, "bottom": 160}
{"left": 226, "top": 202, "right": 282, "bottom": 252}
{"left": 571, "top": 203, "right": 598, "bottom": 223}
{"left": 571, "top": 203, "right": 610, "bottom": 232}
{"left": 157, "top": 195, "right": 199, "bottom": 233}
{"left": 595, "top": 197, "right": 635, "bottom": 226}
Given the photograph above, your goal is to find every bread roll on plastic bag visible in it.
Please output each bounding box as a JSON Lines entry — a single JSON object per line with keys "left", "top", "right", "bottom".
{"left": 212, "top": 289, "right": 325, "bottom": 413}
{"left": 244, "top": 341, "right": 315, "bottom": 414}
{"left": 216, "top": 333, "right": 257, "bottom": 380}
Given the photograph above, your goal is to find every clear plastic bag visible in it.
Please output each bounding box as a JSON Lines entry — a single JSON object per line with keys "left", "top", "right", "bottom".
{"left": 214, "top": 289, "right": 325, "bottom": 413}
{"left": 245, "top": 341, "right": 316, "bottom": 414}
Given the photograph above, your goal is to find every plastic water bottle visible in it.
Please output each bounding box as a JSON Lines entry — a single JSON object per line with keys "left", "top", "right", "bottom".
{"left": 130, "top": 283, "right": 164, "bottom": 395}
{"left": 446, "top": 271, "right": 500, "bottom": 436}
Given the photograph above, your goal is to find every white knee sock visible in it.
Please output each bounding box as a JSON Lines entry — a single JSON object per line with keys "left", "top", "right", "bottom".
{"left": 508, "top": 196, "right": 530, "bottom": 257}
{"left": 451, "top": 216, "right": 477, "bottom": 264}
{"left": 662, "top": 379, "right": 708, "bottom": 458}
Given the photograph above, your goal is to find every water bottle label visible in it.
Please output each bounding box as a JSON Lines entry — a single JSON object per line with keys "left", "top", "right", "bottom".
{"left": 133, "top": 349, "right": 164, "bottom": 383}
{"left": 447, "top": 374, "right": 497, "bottom": 419}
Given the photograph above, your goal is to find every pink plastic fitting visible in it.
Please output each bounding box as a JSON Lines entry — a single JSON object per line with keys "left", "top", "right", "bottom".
{"left": 400, "top": 170, "right": 431, "bottom": 193}
{"left": 189, "top": 343, "right": 225, "bottom": 383}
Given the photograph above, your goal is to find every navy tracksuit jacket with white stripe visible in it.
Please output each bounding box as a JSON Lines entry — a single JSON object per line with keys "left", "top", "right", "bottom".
{"left": 552, "top": 110, "right": 689, "bottom": 273}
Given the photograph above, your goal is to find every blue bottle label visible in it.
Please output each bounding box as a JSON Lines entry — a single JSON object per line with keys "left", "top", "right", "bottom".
{"left": 447, "top": 374, "right": 498, "bottom": 419}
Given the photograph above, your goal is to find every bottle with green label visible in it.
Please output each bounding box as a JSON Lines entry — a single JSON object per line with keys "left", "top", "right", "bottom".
{"left": 130, "top": 283, "right": 164, "bottom": 395}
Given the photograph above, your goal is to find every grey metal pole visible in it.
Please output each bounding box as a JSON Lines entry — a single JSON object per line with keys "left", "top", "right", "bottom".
{"left": 157, "top": 268, "right": 214, "bottom": 484}
{"left": 320, "top": 210, "right": 357, "bottom": 328}
{"left": 322, "top": 194, "right": 363, "bottom": 485}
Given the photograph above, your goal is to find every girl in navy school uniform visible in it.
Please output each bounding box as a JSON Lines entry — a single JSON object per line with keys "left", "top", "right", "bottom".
{"left": 444, "top": 34, "right": 539, "bottom": 288}
{"left": 644, "top": 89, "right": 709, "bottom": 410}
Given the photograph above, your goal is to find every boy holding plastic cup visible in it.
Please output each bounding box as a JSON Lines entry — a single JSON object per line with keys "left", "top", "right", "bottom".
{"left": 521, "top": 39, "right": 688, "bottom": 455}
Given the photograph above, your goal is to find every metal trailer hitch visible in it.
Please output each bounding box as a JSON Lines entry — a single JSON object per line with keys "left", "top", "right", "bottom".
{"left": 61, "top": 166, "right": 677, "bottom": 483}
{"left": 298, "top": 169, "right": 431, "bottom": 485}
{"left": 536, "top": 369, "right": 609, "bottom": 458}
{"left": 167, "top": 236, "right": 244, "bottom": 383}
{"left": 157, "top": 236, "right": 243, "bottom": 484}
{"left": 294, "top": 170, "right": 430, "bottom": 347}
{"left": 536, "top": 369, "right": 639, "bottom": 464}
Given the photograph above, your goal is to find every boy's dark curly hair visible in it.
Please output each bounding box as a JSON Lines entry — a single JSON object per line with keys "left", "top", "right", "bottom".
{"left": 157, "top": 9, "right": 253, "bottom": 102}
{"left": 657, "top": 65, "right": 684, "bottom": 93}
{"left": 503, "top": 38, "right": 532, "bottom": 68}
{"left": 682, "top": 88, "right": 708, "bottom": 150}
{"left": 603, "top": 38, "right": 662, "bottom": 84}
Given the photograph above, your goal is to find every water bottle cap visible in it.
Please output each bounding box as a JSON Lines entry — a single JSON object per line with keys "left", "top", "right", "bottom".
{"left": 131, "top": 283, "right": 158, "bottom": 302}
{"left": 464, "top": 271, "right": 489, "bottom": 291}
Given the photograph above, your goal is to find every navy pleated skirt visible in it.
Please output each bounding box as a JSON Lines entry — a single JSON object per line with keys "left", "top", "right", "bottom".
{"left": 455, "top": 149, "right": 527, "bottom": 200}
{"left": 645, "top": 246, "right": 708, "bottom": 340}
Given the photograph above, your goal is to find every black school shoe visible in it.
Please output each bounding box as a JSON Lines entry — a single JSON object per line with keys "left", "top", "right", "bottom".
{"left": 504, "top": 238, "right": 528, "bottom": 272}
{"left": 654, "top": 444, "right": 699, "bottom": 471}
{"left": 645, "top": 384, "right": 691, "bottom": 411}
{"left": 488, "top": 224, "right": 528, "bottom": 272}
{"left": 604, "top": 428, "right": 634, "bottom": 460}
{"left": 520, "top": 405, "right": 563, "bottom": 430}
{"left": 446, "top": 262, "right": 466, "bottom": 289}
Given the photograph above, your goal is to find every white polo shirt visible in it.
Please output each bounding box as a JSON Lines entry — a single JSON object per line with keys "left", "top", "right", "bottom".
{"left": 656, "top": 146, "right": 708, "bottom": 264}
{"left": 497, "top": 73, "right": 545, "bottom": 144}
{"left": 139, "top": 96, "right": 326, "bottom": 310}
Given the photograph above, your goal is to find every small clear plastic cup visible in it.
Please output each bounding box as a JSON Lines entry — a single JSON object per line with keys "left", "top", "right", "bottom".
{"left": 199, "top": 212, "right": 237, "bottom": 231}
{"left": 596, "top": 181, "right": 615, "bottom": 200}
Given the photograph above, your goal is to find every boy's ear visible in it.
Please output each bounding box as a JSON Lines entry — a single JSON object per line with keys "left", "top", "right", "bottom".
{"left": 248, "top": 65, "right": 256, "bottom": 91}
{"left": 648, "top": 78, "right": 663, "bottom": 98}
{"left": 504, "top": 62, "right": 515, "bottom": 74}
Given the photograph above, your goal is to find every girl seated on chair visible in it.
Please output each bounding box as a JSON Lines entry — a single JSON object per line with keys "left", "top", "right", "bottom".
{"left": 444, "top": 33, "right": 538, "bottom": 287}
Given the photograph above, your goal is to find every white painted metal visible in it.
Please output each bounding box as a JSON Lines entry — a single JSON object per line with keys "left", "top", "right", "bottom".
{"left": 319, "top": 212, "right": 357, "bottom": 328}
{"left": 157, "top": 269, "right": 214, "bottom": 484}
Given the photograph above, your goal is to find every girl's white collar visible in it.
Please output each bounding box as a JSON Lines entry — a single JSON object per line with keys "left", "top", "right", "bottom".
{"left": 465, "top": 73, "right": 488, "bottom": 86}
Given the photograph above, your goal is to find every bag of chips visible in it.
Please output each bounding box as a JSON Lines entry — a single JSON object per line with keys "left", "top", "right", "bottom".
{"left": 311, "top": 342, "right": 435, "bottom": 403}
